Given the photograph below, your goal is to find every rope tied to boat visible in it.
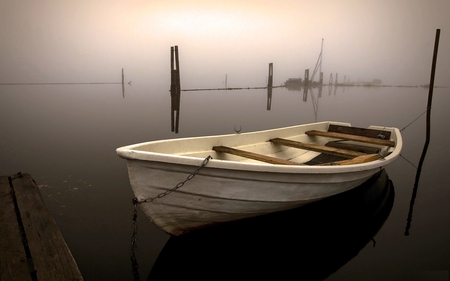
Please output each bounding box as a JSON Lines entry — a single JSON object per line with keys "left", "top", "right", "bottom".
{"left": 400, "top": 109, "right": 428, "bottom": 132}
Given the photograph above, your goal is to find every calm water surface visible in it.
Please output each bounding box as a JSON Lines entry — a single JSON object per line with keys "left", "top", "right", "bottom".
{"left": 1, "top": 84, "right": 449, "bottom": 280}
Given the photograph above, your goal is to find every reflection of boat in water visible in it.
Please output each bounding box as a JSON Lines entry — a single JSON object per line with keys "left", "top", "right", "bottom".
{"left": 148, "top": 170, "right": 395, "bottom": 280}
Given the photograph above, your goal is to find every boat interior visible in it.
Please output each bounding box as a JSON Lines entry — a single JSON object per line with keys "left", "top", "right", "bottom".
{"left": 210, "top": 125, "right": 396, "bottom": 166}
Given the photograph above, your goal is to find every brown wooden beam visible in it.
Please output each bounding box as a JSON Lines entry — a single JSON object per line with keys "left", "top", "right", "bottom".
{"left": 328, "top": 124, "right": 391, "bottom": 139}
{"left": 213, "top": 146, "right": 300, "bottom": 165}
{"left": 269, "top": 138, "right": 365, "bottom": 158}
{"left": 306, "top": 130, "right": 395, "bottom": 147}
{"left": 323, "top": 154, "right": 381, "bottom": 165}
{"left": 325, "top": 141, "right": 380, "bottom": 154}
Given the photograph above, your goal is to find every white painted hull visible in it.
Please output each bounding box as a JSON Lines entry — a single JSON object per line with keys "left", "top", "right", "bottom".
{"left": 117, "top": 121, "right": 402, "bottom": 235}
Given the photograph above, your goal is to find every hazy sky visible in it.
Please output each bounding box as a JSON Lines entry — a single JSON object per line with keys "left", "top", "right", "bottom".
{"left": 1, "top": 0, "right": 448, "bottom": 87}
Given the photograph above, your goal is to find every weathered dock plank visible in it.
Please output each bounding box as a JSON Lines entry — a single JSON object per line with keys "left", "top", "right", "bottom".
{"left": 0, "top": 173, "right": 83, "bottom": 281}
{"left": 0, "top": 175, "right": 31, "bottom": 280}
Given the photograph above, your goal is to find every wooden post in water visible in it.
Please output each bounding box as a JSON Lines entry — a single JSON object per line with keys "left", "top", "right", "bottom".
{"left": 225, "top": 74, "right": 227, "bottom": 90}
{"left": 170, "top": 46, "right": 181, "bottom": 133}
{"left": 424, "top": 29, "right": 440, "bottom": 145}
{"left": 303, "top": 69, "right": 309, "bottom": 102}
{"left": 267, "top": 63, "right": 273, "bottom": 110}
{"left": 405, "top": 28, "right": 440, "bottom": 236}
{"left": 122, "top": 68, "right": 125, "bottom": 98}
{"left": 304, "top": 69, "right": 309, "bottom": 88}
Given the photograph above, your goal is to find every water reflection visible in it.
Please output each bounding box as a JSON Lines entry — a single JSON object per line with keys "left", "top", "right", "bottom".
{"left": 405, "top": 29, "right": 439, "bottom": 236}
{"left": 284, "top": 85, "right": 323, "bottom": 122}
{"left": 310, "top": 88, "right": 320, "bottom": 122}
{"left": 148, "top": 170, "right": 394, "bottom": 280}
{"left": 170, "top": 83, "right": 335, "bottom": 132}
{"left": 404, "top": 142, "right": 428, "bottom": 236}
{"left": 172, "top": 60, "right": 276, "bottom": 132}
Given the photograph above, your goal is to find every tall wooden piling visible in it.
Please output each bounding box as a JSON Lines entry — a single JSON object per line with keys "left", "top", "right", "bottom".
{"left": 304, "top": 69, "right": 309, "bottom": 87}
{"left": 267, "top": 63, "right": 273, "bottom": 110}
{"left": 405, "top": 29, "right": 440, "bottom": 236}
{"left": 303, "top": 69, "right": 309, "bottom": 101}
{"left": 122, "top": 68, "right": 125, "bottom": 98}
{"left": 424, "top": 28, "right": 440, "bottom": 145}
{"left": 170, "top": 46, "right": 181, "bottom": 133}
{"left": 225, "top": 74, "right": 228, "bottom": 90}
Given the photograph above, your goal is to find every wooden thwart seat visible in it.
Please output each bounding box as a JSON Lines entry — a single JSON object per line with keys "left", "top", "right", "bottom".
{"left": 213, "top": 144, "right": 381, "bottom": 166}
{"left": 322, "top": 154, "right": 381, "bottom": 165}
{"left": 213, "top": 146, "right": 301, "bottom": 165}
{"left": 325, "top": 141, "right": 380, "bottom": 154}
{"left": 327, "top": 124, "right": 391, "bottom": 139}
{"left": 305, "top": 130, "right": 395, "bottom": 147}
{"left": 269, "top": 138, "right": 365, "bottom": 158}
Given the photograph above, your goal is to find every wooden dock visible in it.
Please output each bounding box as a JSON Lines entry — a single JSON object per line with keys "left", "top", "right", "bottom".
{"left": 1, "top": 172, "right": 83, "bottom": 281}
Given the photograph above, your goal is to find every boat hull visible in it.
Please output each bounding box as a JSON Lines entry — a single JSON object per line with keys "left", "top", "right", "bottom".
{"left": 127, "top": 159, "right": 380, "bottom": 235}
{"left": 118, "top": 121, "right": 402, "bottom": 235}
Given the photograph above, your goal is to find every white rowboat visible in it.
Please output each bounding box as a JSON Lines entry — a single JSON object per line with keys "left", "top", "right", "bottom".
{"left": 116, "top": 121, "right": 402, "bottom": 235}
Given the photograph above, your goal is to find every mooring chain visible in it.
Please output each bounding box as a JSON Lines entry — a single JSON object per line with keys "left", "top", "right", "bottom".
{"left": 133, "top": 155, "right": 212, "bottom": 204}
{"left": 130, "top": 204, "right": 139, "bottom": 281}
{"left": 130, "top": 155, "right": 212, "bottom": 280}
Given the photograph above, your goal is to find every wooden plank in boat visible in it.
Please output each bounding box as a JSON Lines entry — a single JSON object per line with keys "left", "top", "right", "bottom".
{"left": 306, "top": 130, "right": 395, "bottom": 147}
{"left": 269, "top": 138, "right": 365, "bottom": 158}
{"left": 324, "top": 154, "right": 382, "bottom": 165}
{"left": 304, "top": 153, "right": 347, "bottom": 165}
{"left": 212, "top": 146, "right": 301, "bottom": 165}
{"left": 326, "top": 141, "right": 380, "bottom": 154}
{"left": 328, "top": 125, "right": 391, "bottom": 139}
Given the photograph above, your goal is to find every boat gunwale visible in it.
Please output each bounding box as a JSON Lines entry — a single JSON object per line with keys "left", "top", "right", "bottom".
{"left": 116, "top": 121, "right": 402, "bottom": 174}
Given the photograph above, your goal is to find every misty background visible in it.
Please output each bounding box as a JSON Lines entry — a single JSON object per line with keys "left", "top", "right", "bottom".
{"left": 1, "top": 0, "right": 448, "bottom": 89}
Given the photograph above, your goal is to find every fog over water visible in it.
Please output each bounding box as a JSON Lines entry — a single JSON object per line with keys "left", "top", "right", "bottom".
{"left": 1, "top": 0, "right": 449, "bottom": 87}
